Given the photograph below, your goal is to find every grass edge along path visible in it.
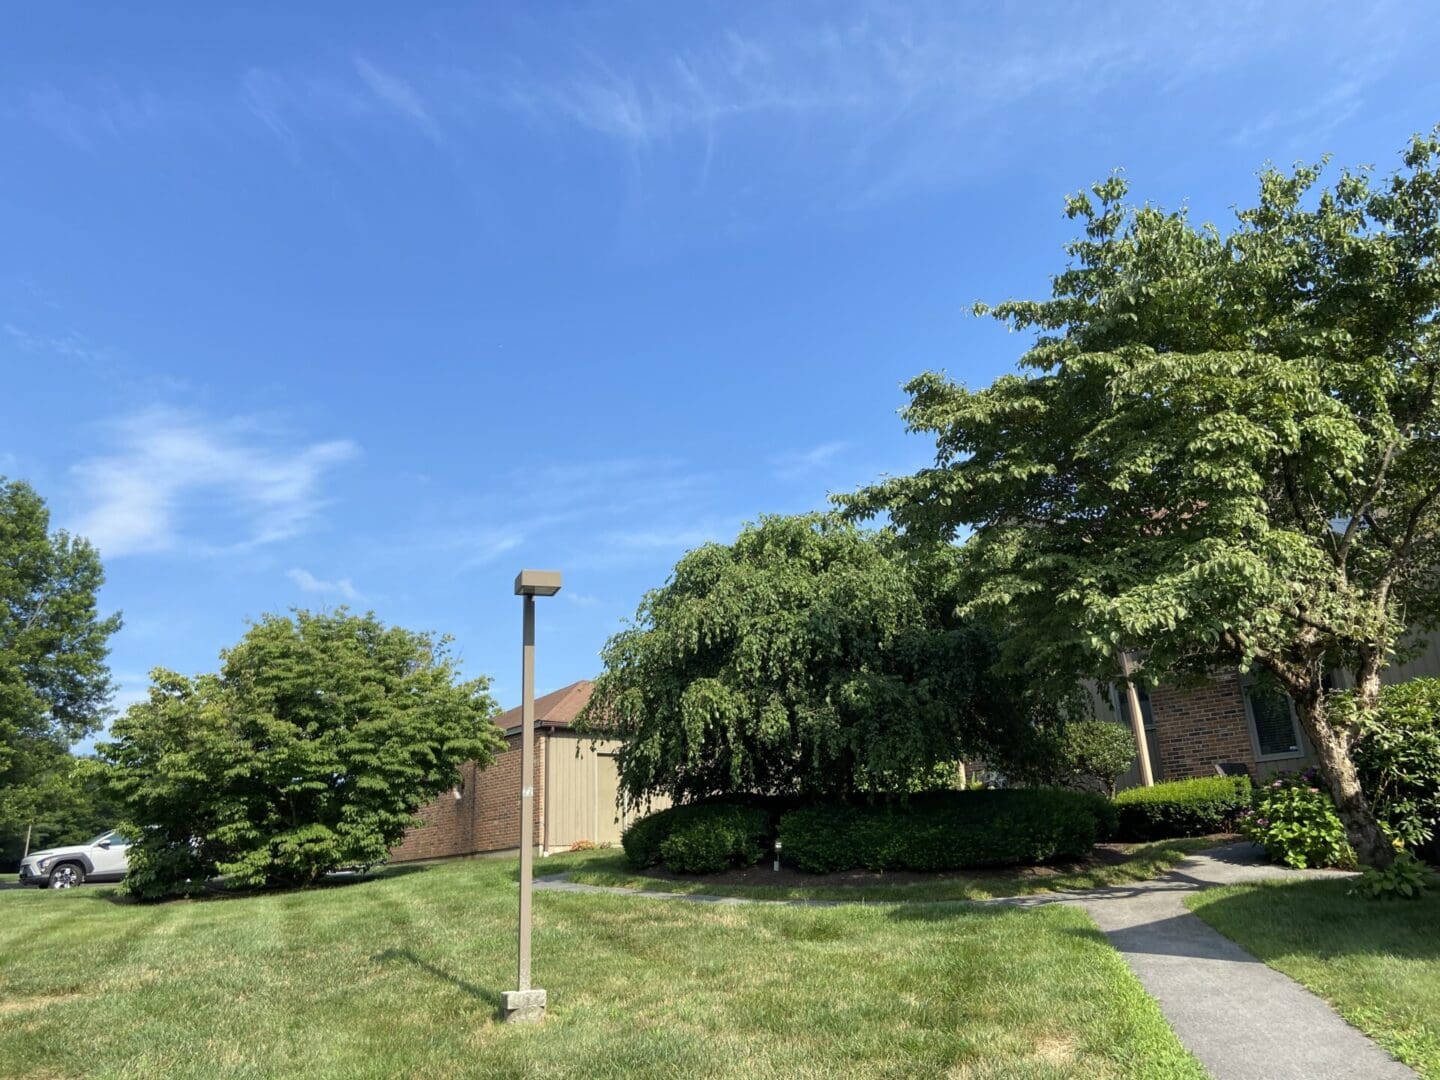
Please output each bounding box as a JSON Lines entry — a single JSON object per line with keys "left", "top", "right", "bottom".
{"left": 0, "top": 853, "right": 1205, "bottom": 1078}
{"left": 561, "top": 837, "right": 1219, "bottom": 904}
{"left": 1187, "top": 877, "right": 1440, "bottom": 1078}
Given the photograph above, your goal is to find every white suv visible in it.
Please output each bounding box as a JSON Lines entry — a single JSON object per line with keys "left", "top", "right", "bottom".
{"left": 17, "top": 830, "right": 130, "bottom": 889}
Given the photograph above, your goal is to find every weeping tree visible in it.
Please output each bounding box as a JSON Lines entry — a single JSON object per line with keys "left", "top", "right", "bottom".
{"left": 576, "top": 513, "right": 1052, "bottom": 808}
{"left": 844, "top": 130, "right": 1440, "bottom": 868}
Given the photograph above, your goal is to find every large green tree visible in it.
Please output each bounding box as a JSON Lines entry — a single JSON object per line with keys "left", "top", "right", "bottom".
{"left": 845, "top": 131, "right": 1440, "bottom": 867}
{"left": 100, "top": 609, "right": 501, "bottom": 897}
{"left": 1, "top": 477, "right": 121, "bottom": 865}
{"left": 577, "top": 514, "right": 1050, "bottom": 807}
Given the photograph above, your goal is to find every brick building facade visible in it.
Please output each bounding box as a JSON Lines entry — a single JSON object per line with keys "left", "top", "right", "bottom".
{"left": 388, "top": 679, "right": 656, "bottom": 863}
{"left": 387, "top": 730, "right": 546, "bottom": 862}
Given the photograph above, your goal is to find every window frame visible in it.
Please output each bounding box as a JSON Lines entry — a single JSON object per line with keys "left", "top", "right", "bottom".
{"left": 1240, "top": 681, "right": 1306, "bottom": 762}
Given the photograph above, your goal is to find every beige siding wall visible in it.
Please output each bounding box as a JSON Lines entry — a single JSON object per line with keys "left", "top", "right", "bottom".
{"left": 1382, "top": 631, "right": 1440, "bottom": 685}
{"left": 543, "top": 732, "right": 670, "bottom": 851}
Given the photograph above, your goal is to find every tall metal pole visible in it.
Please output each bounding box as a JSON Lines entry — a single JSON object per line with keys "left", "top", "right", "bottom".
{"left": 1119, "top": 650, "right": 1156, "bottom": 787}
{"left": 503, "top": 569, "right": 558, "bottom": 1023}
{"left": 518, "top": 592, "right": 536, "bottom": 992}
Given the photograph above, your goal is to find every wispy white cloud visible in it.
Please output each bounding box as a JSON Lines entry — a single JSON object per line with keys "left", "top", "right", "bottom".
{"left": 773, "top": 440, "right": 850, "bottom": 481}
{"left": 70, "top": 409, "right": 359, "bottom": 558}
{"left": 239, "top": 56, "right": 444, "bottom": 146}
{"left": 15, "top": 83, "right": 180, "bottom": 149}
{"left": 287, "top": 567, "right": 362, "bottom": 601}
{"left": 353, "top": 56, "right": 441, "bottom": 143}
{"left": 6, "top": 323, "right": 113, "bottom": 366}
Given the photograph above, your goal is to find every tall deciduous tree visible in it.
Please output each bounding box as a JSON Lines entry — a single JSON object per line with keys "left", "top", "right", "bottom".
{"left": 844, "top": 131, "right": 1440, "bottom": 867}
{"left": 578, "top": 514, "right": 1049, "bottom": 807}
{"left": 1, "top": 477, "right": 121, "bottom": 862}
{"left": 101, "top": 609, "right": 501, "bottom": 897}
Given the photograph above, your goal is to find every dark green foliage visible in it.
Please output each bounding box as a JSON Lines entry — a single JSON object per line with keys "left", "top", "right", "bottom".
{"left": 777, "top": 789, "right": 1113, "bottom": 874}
{"left": 1352, "top": 679, "right": 1440, "bottom": 857}
{"left": 1239, "top": 769, "right": 1354, "bottom": 869}
{"left": 659, "top": 805, "right": 771, "bottom": 874}
{"left": 1, "top": 478, "right": 121, "bottom": 863}
{"left": 622, "top": 800, "right": 778, "bottom": 873}
{"left": 1007, "top": 719, "right": 1137, "bottom": 796}
{"left": 100, "top": 610, "right": 501, "bottom": 898}
{"left": 1113, "top": 776, "right": 1251, "bottom": 841}
{"left": 1349, "top": 852, "right": 1435, "bottom": 900}
{"left": 580, "top": 514, "right": 1054, "bottom": 807}
{"left": 842, "top": 133, "right": 1440, "bottom": 866}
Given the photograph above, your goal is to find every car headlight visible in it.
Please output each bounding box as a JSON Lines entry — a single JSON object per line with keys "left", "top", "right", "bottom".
{"left": 35, "top": 858, "right": 50, "bottom": 871}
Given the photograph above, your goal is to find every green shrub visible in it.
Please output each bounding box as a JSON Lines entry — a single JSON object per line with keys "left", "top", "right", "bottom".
{"left": 1009, "top": 720, "right": 1138, "bottom": 797}
{"left": 659, "top": 805, "right": 770, "bottom": 874}
{"left": 620, "top": 808, "right": 673, "bottom": 869}
{"left": 621, "top": 801, "right": 774, "bottom": 873}
{"left": 1350, "top": 679, "right": 1440, "bottom": 857}
{"left": 776, "top": 789, "right": 1112, "bottom": 874}
{"left": 1112, "top": 776, "right": 1251, "bottom": 841}
{"left": 1349, "top": 851, "right": 1435, "bottom": 900}
{"left": 1238, "top": 769, "right": 1354, "bottom": 869}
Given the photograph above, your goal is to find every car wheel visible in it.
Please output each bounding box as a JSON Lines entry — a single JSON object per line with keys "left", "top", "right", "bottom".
{"left": 48, "top": 863, "right": 85, "bottom": 889}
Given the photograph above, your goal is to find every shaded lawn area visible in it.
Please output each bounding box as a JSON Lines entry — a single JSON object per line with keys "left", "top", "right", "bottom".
{"left": 1188, "top": 878, "right": 1440, "bottom": 1078}
{"left": 564, "top": 838, "right": 1220, "bottom": 903}
{"left": 1, "top": 851, "right": 1202, "bottom": 1079}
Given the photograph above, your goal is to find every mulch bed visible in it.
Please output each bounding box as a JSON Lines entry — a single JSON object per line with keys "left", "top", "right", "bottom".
{"left": 632, "top": 835, "right": 1238, "bottom": 889}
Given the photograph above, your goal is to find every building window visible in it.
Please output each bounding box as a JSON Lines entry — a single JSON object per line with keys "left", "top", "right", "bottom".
{"left": 1243, "top": 683, "right": 1303, "bottom": 759}
{"left": 1113, "top": 684, "right": 1156, "bottom": 731}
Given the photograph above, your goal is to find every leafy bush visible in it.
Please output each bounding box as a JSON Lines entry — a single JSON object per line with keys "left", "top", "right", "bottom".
{"left": 659, "top": 805, "right": 771, "bottom": 874}
{"left": 1238, "top": 770, "right": 1354, "bottom": 869}
{"left": 1112, "top": 776, "right": 1251, "bottom": 841}
{"left": 1349, "top": 851, "right": 1434, "bottom": 900}
{"left": 776, "top": 789, "right": 1112, "bottom": 874}
{"left": 1351, "top": 679, "right": 1440, "bottom": 858}
{"left": 101, "top": 610, "right": 501, "bottom": 899}
{"left": 1009, "top": 720, "right": 1137, "bottom": 796}
{"left": 621, "top": 801, "right": 775, "bottom": 873}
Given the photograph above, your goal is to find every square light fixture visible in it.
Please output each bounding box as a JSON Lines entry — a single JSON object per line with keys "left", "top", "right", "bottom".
{"left": 514, "top": 569, "right": 563, "bottom": 597}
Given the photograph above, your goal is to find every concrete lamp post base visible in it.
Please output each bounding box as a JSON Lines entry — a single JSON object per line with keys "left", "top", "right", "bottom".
{"left": 501, "top": 989, "right": 547, "bottom": 1024}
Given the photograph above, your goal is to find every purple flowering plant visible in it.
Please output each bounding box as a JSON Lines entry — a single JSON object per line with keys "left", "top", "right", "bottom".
{"left": 1239, "top": 770, "right": 1355, "bottom": 870}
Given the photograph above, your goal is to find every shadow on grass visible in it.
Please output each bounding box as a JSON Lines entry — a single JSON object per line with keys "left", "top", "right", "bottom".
{"left": 1191, "top": 877, "right": 1440, "bottom": 962}
{"left": 372, "top": 948, "right": 504, "bottom": 1019}
{"left": 93, "top": 861, "right": 437, "bottom": 906}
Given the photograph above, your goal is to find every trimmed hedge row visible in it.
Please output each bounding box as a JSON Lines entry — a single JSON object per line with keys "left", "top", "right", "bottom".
{"left": 1111, "top": 775, "right": 1251, "bottom": 841}
{"left": 621, "top": 801, "right": 774, "bottom": 874}
{"left": 776, "top": 789, "right": 1115, "bottom": 874}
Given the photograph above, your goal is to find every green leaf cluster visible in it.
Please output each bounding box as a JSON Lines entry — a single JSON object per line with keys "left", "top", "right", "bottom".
{"left": 843, "top": 130, "right": 1440, "bottom": 865}
{"left": 579, "top": 514, "right": 1054, "bottom": 805}
{"left": 0, "top": 477, "right": 121, "bottom": 865}
{"left": 99, "top": 609, "right": 502, "bottom": 897}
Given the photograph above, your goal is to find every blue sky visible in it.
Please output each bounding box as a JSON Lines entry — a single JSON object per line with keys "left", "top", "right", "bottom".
{"left": 3, "top": 2, "right": 1438, "bottom": 729}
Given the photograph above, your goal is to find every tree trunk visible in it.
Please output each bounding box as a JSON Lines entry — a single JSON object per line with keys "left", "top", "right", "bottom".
{"left": 1288, "top": 677, "right": 1394, "bottom": 869}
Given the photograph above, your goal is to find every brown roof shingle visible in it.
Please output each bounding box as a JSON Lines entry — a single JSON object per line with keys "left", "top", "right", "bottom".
{"left": 493, "top": 679, "right": 593, "bottom": 734}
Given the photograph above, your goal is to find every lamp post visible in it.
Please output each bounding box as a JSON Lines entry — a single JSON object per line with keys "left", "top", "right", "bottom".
{"left": 502, "top": 569, "right": 561, "bottom": 1024}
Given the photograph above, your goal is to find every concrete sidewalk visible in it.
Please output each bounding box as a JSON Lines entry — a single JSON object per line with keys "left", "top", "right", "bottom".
{"left": 1048, "top": 848, "right": 1414, "bottom": 1080}
{"left": 538, "top": 845, "right": 1417, "bottom": 1079}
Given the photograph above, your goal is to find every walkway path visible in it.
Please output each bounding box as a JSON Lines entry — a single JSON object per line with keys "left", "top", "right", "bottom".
{"left": 537, "top": 845, "right": 1416, "bottom": 1079}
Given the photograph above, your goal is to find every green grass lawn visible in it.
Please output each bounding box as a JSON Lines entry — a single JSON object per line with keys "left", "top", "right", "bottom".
{"left": 564, "top": 838, "right": 1218, "bottom": 903}
{"left": 0, "top": 850, "right": 1203, "bottom": 1079}
{"left": 1188, "top": 878, "right": 1440, "bottom": 1078}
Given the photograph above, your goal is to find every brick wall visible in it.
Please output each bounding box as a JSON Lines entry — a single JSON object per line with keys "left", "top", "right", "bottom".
{"left": 388, "top": 731, "right": 545, "bottom": 862}
{"left": 1148, "top": 673, "right": 1256, "bottom": 780}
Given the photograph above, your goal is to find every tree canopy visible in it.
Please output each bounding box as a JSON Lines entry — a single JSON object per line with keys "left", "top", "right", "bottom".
{"left": 844, "top": 131, "right": 1440, "bottom": 866}
{"left": 100, "top": 609, "right": 501, "bottom": 897}
{"left": 0, "top": 477, "right": 121, "bottom": 866}
{"left": 578, "top": 514, "right": 1050, "bottom": 807}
